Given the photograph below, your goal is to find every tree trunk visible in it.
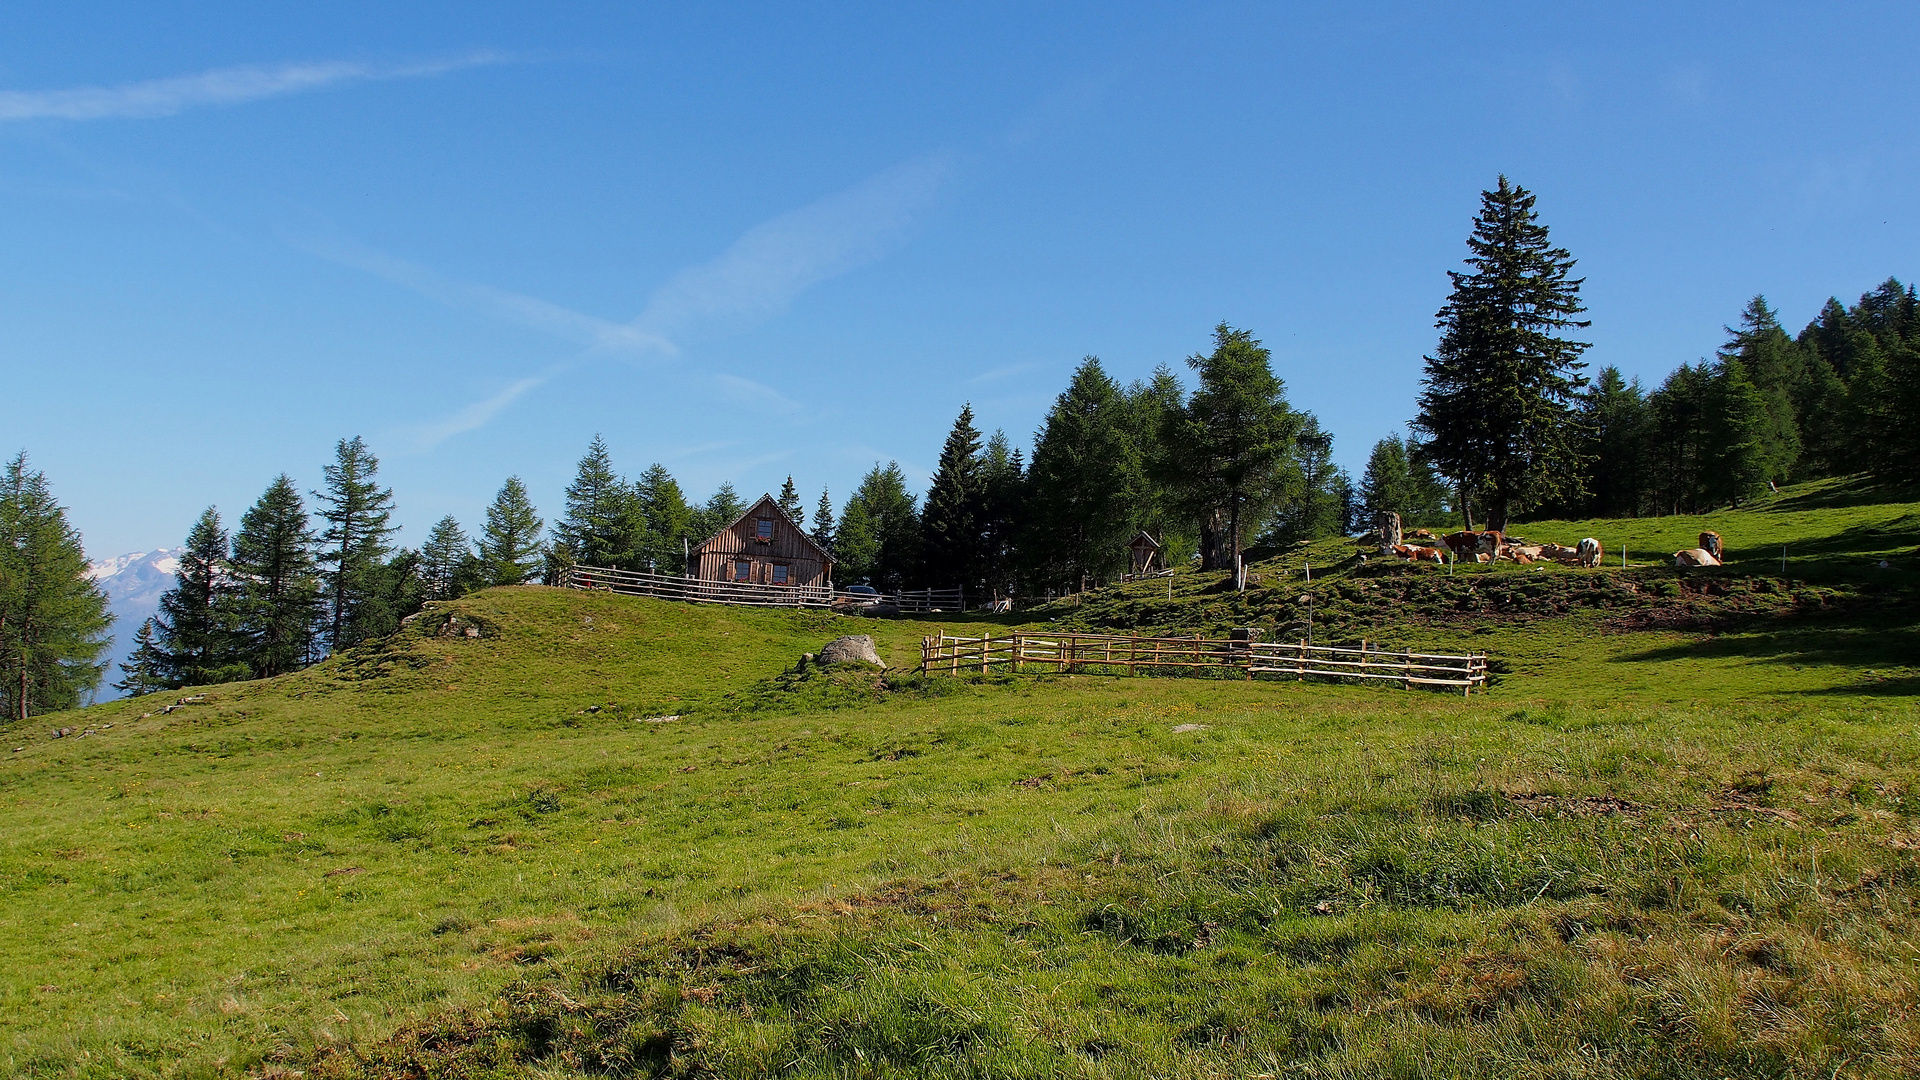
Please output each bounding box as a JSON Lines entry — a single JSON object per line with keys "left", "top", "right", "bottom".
{"left": 1458, "top": 485, "right": 1476, "bottom": 531}
{"left": 1198, "top": 508, "right": 1230, "bottom": 571}
{"left": 1375, "top": 511, "right": 1402, "bottom": 550}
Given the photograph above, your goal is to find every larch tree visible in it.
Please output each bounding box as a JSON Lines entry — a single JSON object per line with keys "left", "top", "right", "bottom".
{"left": 313, "top": 436, "right": 398, "bottom": 652}
{"left": 229, "top": 474, "right": 320, "bottom": 678}
{"left": 698, "top": 483, "right": 747, "bottom": 540}
{"left": 1162, "top": 326, "right": 1302, "bottom": 578}
{"left": 154, "top": 507, "right": 248, "bottom": 689}
{"left": 0, "top": 453, "right": 113, "bottom": 721}
{"left": 419, "top": 516, "right": 474, "bottom": 601}
{"left": 112, "top": 618, "right": 168, "bottom": 697}
{"left": 1415, "top": 176, "right": 1590, "bottom": 532}
{"left": 479, "top": 477, "right": 545, "bottom": 586}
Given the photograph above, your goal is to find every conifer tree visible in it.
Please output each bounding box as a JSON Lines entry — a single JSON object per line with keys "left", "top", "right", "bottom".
{"left": 314, "top": 436, "right": 398, "bottom": 652}
{"left": 810, "top": 487, "right": 836, "bottom": 560}
{"left": 1121, "top": 365, "right": 1190, "bottom": 561}
{"left": 836, "top": 464, "right": 918, "bottom": 590}
{"left": 1162, "top": 327, "right": 1303, "bottom": 576}
{"left": 553, "top": 436, "right": 626, "bottom": 567}
{"left": 920, "top": 405, "right": 988, "bottom": 590}
{"left": 776, "top": 476, "right": 804, "bottom": 524}
{"left": 420, "top": 516, "right": 474, "bottom": 601}
{"left": 1718, "top": 298, "right": 1802, "bottom": 482}
{"left": 698, "top": 483, "right": 746, "bottom": 540}
{"left": 0, "top": 453, "right": 113, "bottom": 720}
{"left": 1647, "top": 363, "right": 1716, "bottom": 515}
{"left": 229, "top": 474, "right": 320, "bottom": 678}
{"left": 1026, "top": 357, "right": 1140, "bottom": 589}
{"left": 1360, "top": 435, "right": 1438, "bottom": 524}
{"left": 1705, "top": 358, "right": 1775, "bottom": 508}
{"left": 979, "top": 433, "right": 1026, "bottom": 598}
{"left": 154, "top": 507, "right": 248, "bottom": 688}
{"left": 112, "top": 618, "right": 167, "bottom": 697}
{"left": 1415, "top": 176, "right": 1590, "bottom": 532}
{"left": 634, "top": 464, "right": 695, "bottom": 573}
{"left": 1574, "top": 367, "right": 1651, "bottom": 517}
{"left": 478, "top": 477, "right": 545, "bottom": 586}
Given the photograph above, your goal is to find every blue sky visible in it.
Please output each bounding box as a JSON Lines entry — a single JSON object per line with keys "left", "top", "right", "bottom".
{"left": 5, "top": 3, "right": 1916, "bottom": 559}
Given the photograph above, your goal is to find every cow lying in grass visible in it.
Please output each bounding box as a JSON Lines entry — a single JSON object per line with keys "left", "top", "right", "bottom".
{"left": 1389, "top": 544, "right": 1448, "bottom": 563}
{"left": 1674, "top": 548, "right": 1721, "bottom": 568}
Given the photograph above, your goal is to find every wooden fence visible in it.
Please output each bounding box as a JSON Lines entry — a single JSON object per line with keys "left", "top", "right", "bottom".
{"left": 919, "top": 631, "right": 1488, "bottom": 694}
{"left": 561, "top": 565, "right": 966, "bottom": 613}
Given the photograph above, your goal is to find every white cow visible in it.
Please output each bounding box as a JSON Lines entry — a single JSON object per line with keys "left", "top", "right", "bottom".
{"left": 1577, "top": 537, "right": 1602, "bottom": 568}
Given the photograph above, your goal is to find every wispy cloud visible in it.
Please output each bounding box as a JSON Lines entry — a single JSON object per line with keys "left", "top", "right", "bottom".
{"left": 0, "top": 53, "right": 505, "bottom": 123}
{"left": 410, "top": 373, "right": 553, "bottom": 448}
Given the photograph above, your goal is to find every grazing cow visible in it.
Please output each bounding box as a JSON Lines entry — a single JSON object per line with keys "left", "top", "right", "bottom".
{"left": 1442, "top": 530, "right": 1504, "bottom": 564}
{"left": 1391, "top": 544, "right": 1446, "bottom": 563}
{"left": 1674, "top": 548, "right": 1720, "bottom": 568}
{"left": 1698, "top": 531, "right": 1723, "bottom": 561}
{"left": 1577, "top": 537, "right": 1602, "bottom": 568}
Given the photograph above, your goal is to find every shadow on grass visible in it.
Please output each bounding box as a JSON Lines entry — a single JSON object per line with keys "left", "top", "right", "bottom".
{"left": 1611, "top": 605, "right": 1920, "bottom": 694}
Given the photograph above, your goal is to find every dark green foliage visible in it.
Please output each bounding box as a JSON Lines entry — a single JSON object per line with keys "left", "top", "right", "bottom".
{"left": 1703, "top": 357, "right": 1776, "bottom": 509}
{"left": 229, "top": 474, "right": 321, "bottom": 677}
{"left": 696, "top": 482, "right": 747, "bottom": 542}
{"left": 1025, "top": 358, "right": 1143, "bottom": 590}
{"left": 1718, "top": 297, "right": 1803, "bottom": 482}
{"left": 552, "top": 436, "right": 626, "bottom": 568}
{"left": 776, "top": 475, "right": 805, "bottom": 524}
{"left": 919, "top": 405, "right": 988, "bottom": 591}
{"left": 154, "top": 507, "right": 248, "bottom": 689}
{"left": 420, "top": 516, "right": 475, "bottom": 602}
{"left": 1163, "top": 326, "right": 1304, "bottom": 574}
{"left": 1570, "top": 368, "right": 1650, "bottom": 518}
{"left": 314, "top": 436, "right": 398, "bottom": 652}
{"left": 633, "top": 464, "right": 697, "bottom": 574}
{"left": 1360, "top": 434, "right": 1452, "bottom": 528}
{"left": 0, "top": 452, "right": 112, "bottom": 720}
{"left": 1265, "top": 417, "right": 1347, "bottom": 546}
{"left": 979, "top": 432, "right": 1026, "bottom": 598}
{"left": 1121, "top": 364, "right": 1193, "bottom": 563}
{"left": 1416, "top": 176, "right": 1590, "bottom": 531}
{"left": 478, "top": 477, "right": 544, "bottom": 586}
{"left": 111, "top": 618, "right": 167, "bottom": 697}
{"left": 836, "top": 463, "right": 919, "bottom": 590}
{"left": 811, "top": 486, "right": 837, "bottom": 558}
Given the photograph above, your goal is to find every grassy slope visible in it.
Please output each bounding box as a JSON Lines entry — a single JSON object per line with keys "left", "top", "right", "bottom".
{"left": 1, "top": 482, "right": 1917, "bottom": 1078}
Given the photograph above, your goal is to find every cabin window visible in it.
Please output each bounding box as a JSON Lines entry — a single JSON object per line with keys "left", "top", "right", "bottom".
{"left": 734, "top": 560, "right": 751, "bottom": 581}
{"left": 772, "top": 564, "right": 789, "bottom": 584}
{"left": 756, "top": 518, "right": 773, "bottom": 540}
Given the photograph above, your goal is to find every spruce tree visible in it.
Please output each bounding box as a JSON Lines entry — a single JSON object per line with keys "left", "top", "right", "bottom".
{"left": 1122, "top": 365, "right": 1190, "bottom": 560}
{"left": 478, "top": 477, "right": 545, "bottom": 586}
{"left": 634, "top": 464, "right": 695, "bottom": 573}
{"left": 1718, "top": 298, "right": 1802, "bottom": 482}
{"left": 1647, "top": 363, "right": 1716, "bottom": 515}
{"left": 836, "top": 464, "right": 918, "bottom": 590}
{"left": 776, "top": 476, "right": 805, "bottom": 524}
{"left": 313, "top": 436, "right": 398, "bottom": 652}
{"left": 1265, "top": 418, "right": 1340, "bottom": 546}
{"left": 1575, "top": 367, "right": 1651, "bottom": 517}
{"left": 553, "top": 436, "right": 627, "bottom": 567}
{"left": 1360, "top": 436, "right": 1418, "bottom": 523}
{"left": 920, "top": 405, "right": 988, "bottom": 590}
{"left": 1705, "top": 358, "right": 1775, "bottom": 508}
{"left": 229, "top": 474, "right": 320, "bottom": 678}
{"left": 1415, "top": 176, "right": 1590, "bottom": 532}
{"left": 0, "top": 453, "right": 113, "bottom": 720}
{"left": 698, "top": 483, "right": 746, "bottom": 540}
{"left": 979, "top": 433, "right": 1026, "bottom": 598}
{"left": 1026, "top": 357, "right": 1140, "bottom": 589}
{"left": 420, "top": 516, "right": 474, "bottom": 601}
{"left": 1162, "top": 327, "right": 1303, "bottom": 576}
{"left": 810, "top": 487, "right": 836, "bottom": 559}
{"left": 112, "top": 618, "right": 168, "bottom": 697}
{"left": 154, "top": 507, "right": 248, "bottom": 688}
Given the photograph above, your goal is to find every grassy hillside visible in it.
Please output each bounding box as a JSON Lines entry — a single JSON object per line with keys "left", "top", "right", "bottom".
{"left": 2, "top": 483, "right": 1917, "bottom": 1078}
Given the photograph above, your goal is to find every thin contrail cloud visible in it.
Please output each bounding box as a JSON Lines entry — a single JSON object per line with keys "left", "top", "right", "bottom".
{"left": 0, "top": 53, "right": 506, "bottom": 122}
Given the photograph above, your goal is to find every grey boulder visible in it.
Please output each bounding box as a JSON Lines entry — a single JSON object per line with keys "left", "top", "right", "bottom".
{"left": 818, "top": 634, "right": 885, "bottom": 668}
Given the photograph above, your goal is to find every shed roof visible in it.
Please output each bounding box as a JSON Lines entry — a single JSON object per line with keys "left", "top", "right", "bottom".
{"left": 693, "top": 493, "right": 834, "bottom": 565}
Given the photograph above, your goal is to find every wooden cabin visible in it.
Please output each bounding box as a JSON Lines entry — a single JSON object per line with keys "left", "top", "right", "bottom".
{"left": 692, "top": 494, "right": 833, "bottom": 589}
{"left": 1126, "top": 531, "right": 1163, "bottom": 575}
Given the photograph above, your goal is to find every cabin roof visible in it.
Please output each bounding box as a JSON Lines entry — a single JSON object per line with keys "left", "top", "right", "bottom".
{"left": 694, "top": 493, "right": 833, "bottom": 565}
{"left": 1127, "top": 530, "right": 1162, "bottom": 551}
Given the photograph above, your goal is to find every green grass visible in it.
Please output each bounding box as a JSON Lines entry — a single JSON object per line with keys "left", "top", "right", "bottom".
{"left": 3, "top": 480, "right": 1919, "bottom": 1079}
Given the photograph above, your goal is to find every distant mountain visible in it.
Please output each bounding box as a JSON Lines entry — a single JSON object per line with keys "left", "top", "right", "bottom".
{"left": 87, "top": 548, "right": 180, "bottom": 702}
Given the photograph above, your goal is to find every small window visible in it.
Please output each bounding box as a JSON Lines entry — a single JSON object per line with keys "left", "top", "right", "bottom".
{"left": 772, "top": 564, "right": 789, "bottom": 583}
{"left": 734, "top": 560, "right": 751, "bottom": 581}
{"left": 756, "top": 518, "right": 773, "bottom": 539}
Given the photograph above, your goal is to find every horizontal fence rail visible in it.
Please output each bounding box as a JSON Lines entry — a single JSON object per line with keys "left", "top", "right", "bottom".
{"left": 561, "top": 565, "right": 967, "bottom": 612}
{"left": 919, "top": 631, "right": 1488, "bottom": 694}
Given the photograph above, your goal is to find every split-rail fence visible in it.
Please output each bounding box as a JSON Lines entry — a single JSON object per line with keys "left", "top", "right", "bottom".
{"left": 561, "top": 564, "right": 965, "bottom": 613}
{"left": 920, "top": 631, "right": 1488, "bottom": 694}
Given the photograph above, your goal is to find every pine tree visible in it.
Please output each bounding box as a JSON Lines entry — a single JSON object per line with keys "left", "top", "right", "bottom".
{"left": 229, "top": 474, "right": 320, "bottom": 678}
{"left": 112, "top": 618, "right": 168, "bottom": 697}
{"left": 634, "top": 465, "right": 695, "bottom": 573}
{"left": 154, "top": 507, "right": 248, "bottom": 688}
{"left": 420, "top": 516, "right": 474, "bottom": 601}
{"left": 0, "top": 453, "right": 113, "bottom": 720}
{"left": 1162, "top": 326, "right": 1303, "bottom": 576}
{"left": 477, "top": 477, "right": 544, "bottom": 586}
{"left": 920, "top": 405, "right": 988, "bottom": 590}
{"left": 1025, "top": 357, "right": 1140, "bottom": 589}
{"left": 776, "top": 476, "right": 804, "bottom": 524}
{"left": 553, "top": 436, "right": 626, "bottom": 567}
{"left": 1415, "top": 176, "right": 1591, "bottom": 532}
{"left": 810, "top": 487, "right": 837, "bottom": 560}
{"left": 313, "top": 436, "right": 398, "bottom": 652}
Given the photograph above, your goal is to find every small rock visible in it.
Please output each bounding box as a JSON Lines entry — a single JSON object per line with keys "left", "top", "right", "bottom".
{"left": 1172, "top": 723, "right": 1209, "bottom": 734}
{"left": 818, "top": 635, "right": 885, "bottom": 668}
{"left": 641, "top": 715, "right": 681, "bottom": 724}
{"left": 464, "top": 626, "right": 481, "bottom": 639}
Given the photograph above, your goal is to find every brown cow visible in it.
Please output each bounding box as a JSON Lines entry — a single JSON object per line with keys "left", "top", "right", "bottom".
{"left": 1442, "top": 530, "right": 1503, "bottom": 563}
{"left": 1698, "top": 531, "right": 1722, "bottom": 561}
{"left": 1391, "top": 544, "right": 1446, "bottom": 563}
{"left": 1674, "top": 548, "right": 1720, "bottom": 568}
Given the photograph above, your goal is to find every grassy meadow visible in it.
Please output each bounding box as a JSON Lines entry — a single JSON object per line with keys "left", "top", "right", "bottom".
{"left": 3, "top": 482, "right": 1918, "bottom": 1078}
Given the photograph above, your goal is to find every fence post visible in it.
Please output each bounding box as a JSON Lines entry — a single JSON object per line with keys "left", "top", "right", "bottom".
{"left": 982, "top": 632, "right": 991, "bottom": 675}
{"left": 1012, "top": 633, "right": 1023, "bottom": 673}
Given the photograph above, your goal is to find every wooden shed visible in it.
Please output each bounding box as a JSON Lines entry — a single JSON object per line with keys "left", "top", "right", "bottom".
{"left": 692, "top": 494, "right": 833, "bottom": 589}
{"left": 1126, "top": 531, "right": 1163, "bottom": 575}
